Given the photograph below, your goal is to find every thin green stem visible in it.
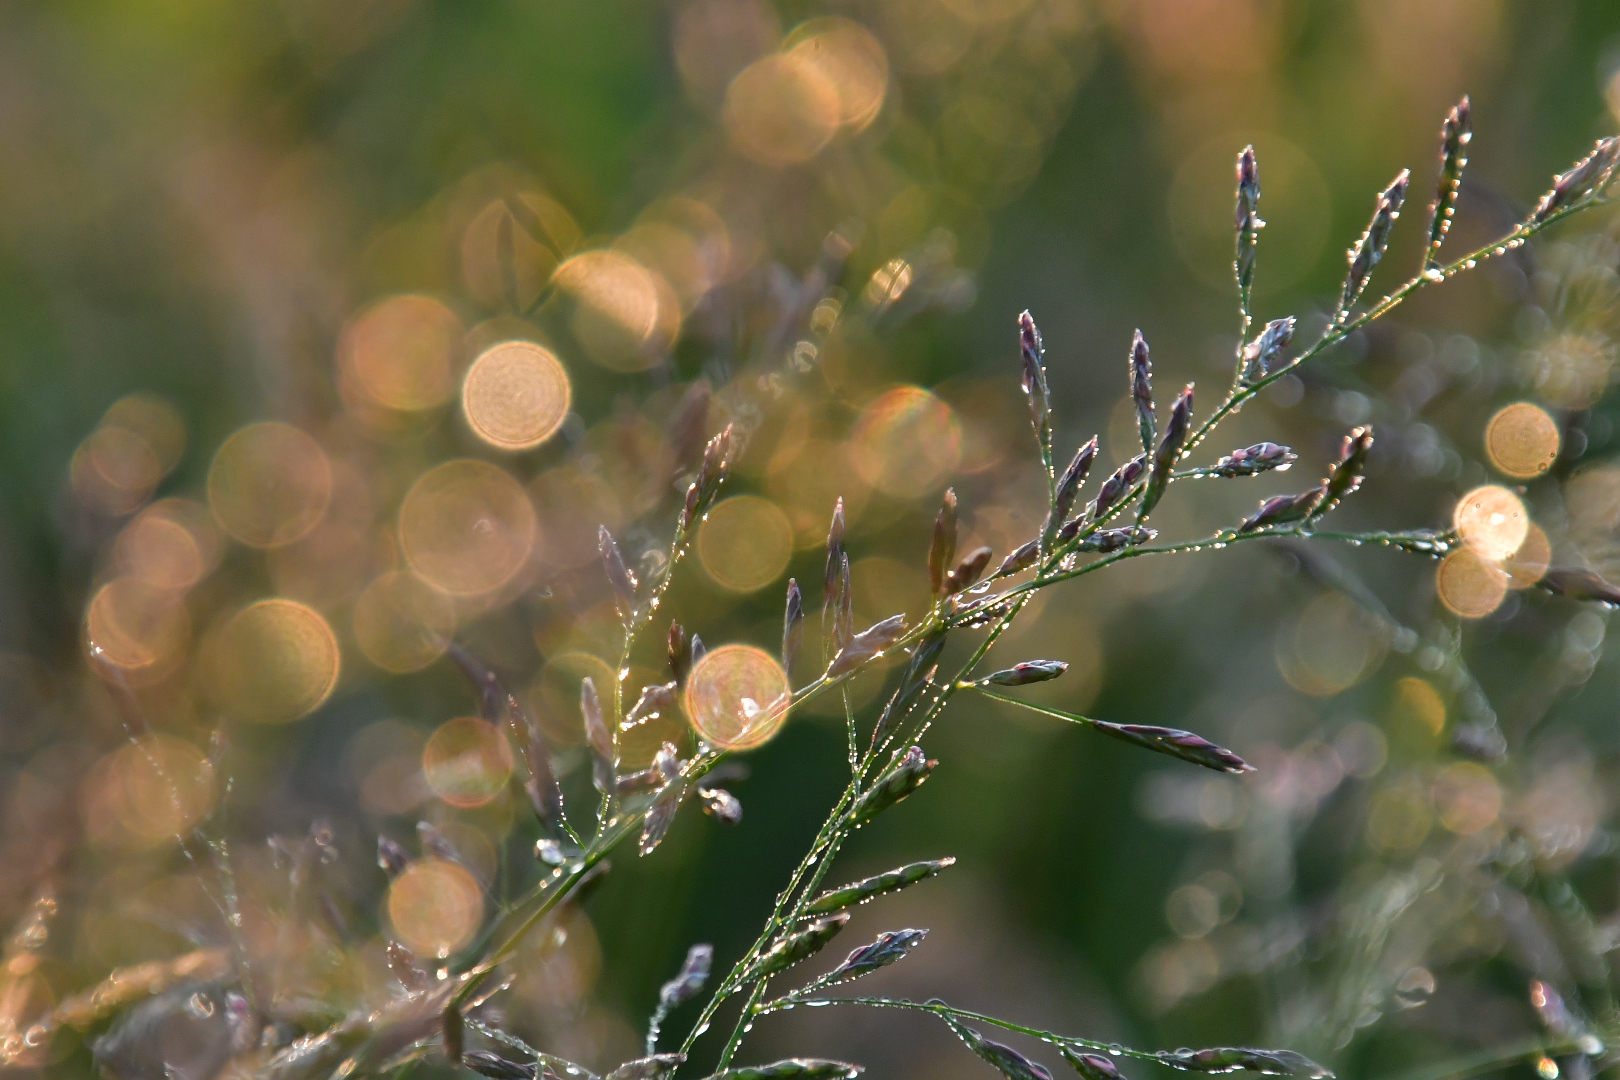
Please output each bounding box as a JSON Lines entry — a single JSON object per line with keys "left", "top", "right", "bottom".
{"left": 1186, "top": 198, "right": 1608, "bottom": 459}
{"left": 757, "top": 995, "right": 1164, "bottom": 1063}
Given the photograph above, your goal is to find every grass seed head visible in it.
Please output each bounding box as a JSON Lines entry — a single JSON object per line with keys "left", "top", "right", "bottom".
{"left": 850, "top": 745, "right": 936, "bottom": 825}
{"left": 945, "top": 546, "right": 994, "bottom": 594}
{"left": 1064, "top": 1050, "right": 1124, "bottom": 1080}
{"left": 1427, "top": 96, "right": 1471, "bottom": 265}
{"left": 1130, "top": 332, "right": 1155, "bottom": 456}
{"left": 930, "top": 488, "right": 959, "bottom": 595}
{"left": 1213, "top": 442, "right": 1296, "bottom": 476}
{"left": 755, "top": 912, "right": 852, "bottom": 978}
{"left": 659, "top": 943, "right": 713, "bottom": 1009}
{"left": 985, "top": 660, "right": 1068, "bottom": 686}
{"left": 465, "top": 1050, "right": 538, "bottom": 1080}
{"left": 783, "top": 577, "right": 805, "bottom": 672}
{"left": 1339, "top": 170, "right": 1411, "bottom": 318}
{"left": 377, "top": 835, "right": 410, "bottom": 878}
{"left": 607, "top": 1054, "right": 688, "bottom": 1080}
{"left": 1533, "top": 136, "right": 1620, "bottom": 223}
{"left": 805, "top": 857, "right": 956, "bottom": 915}
{"left": 826, "top": 928, "right": 928, "bottom": 985}
{"left": 1240, "top": 317, "right": 1295, "bottom": 383}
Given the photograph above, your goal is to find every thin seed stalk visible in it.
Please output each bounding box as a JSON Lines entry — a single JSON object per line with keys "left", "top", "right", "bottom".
{"left": 1182, "top": 200, "right": 1606, "bottom": 461}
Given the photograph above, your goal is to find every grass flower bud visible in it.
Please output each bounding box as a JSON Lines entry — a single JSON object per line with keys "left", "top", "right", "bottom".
{"left": 1089, "top": 719, "right": 1253, "bottom": 774}
{"left": 984, "top": 661, "right": 1067, "bottom": 686}
{"left": 754, "top": 913, "right": 851, "bottom": 978}
{"left": 825, "top": 928, "right": 927, "bottom": 985}
{"left": 929, "top": 489, "right": 959, "bottom": 595}
{"left": 849, "top": 746, "right": 936, "bottom": 825}
{"left": 1240, "top": 317, "right": 1295, "bottom": 383}
{"left": 1213, "top": 442, "right": 1296, "bottom": 476}
{"left": 805, "top": 857, "right": 956, "bottom": 915}
{"left": 945, "top": 546, "right": 993, "bottom": 595}
{"left": 1338, "top": 170, "right": 1410, "bottom": 319}
{"left": 1533, "top": 136, "right": 1620, "bottom": 223}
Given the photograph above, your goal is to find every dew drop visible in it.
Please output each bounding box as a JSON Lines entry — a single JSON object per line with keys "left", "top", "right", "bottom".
{"left": 1108, "top": 1045, "right": 1124, "bottom": 1057}
{"left": 1422, "top": 268, "right": 1444, "bottom": 282}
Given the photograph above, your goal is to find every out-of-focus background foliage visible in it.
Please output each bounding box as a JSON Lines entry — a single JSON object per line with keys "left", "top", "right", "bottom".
{"left": 6, "top": 1, "right": 1620, "bottom": 1078}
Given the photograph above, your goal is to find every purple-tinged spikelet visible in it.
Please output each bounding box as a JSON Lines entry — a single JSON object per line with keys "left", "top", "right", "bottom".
{"left": 1213, "top": 442, "right": 1296, "bottom": 476}
{"left": 1074, "top": 526, "right": 1154, "bottom": 552}
{"left": 949, "top": 1022, "right": 1053, "bottom": 1080}
{"left": 1089, "top": 719, "right": 1254, "bottom": 774}
{"left": 783, "top": 578, "right": 805, "bottom": 673}
{"left": 600, "top": 526, "right": 638, "bottom": 622}
{"left": 377, "top": 835, "right": 410, "bottom": 878}
{"left": 1155, "top": 1047, "right": 1331, "bottom": 1078}
{"left": 829, "top": 613, "right": 907, "bottom": 677}
{"left": 659, "top": 944, "right": 713, "bottom": 1009}
{"left": 1130, "top": 332, "right": 1154, "bottom": 455}
{"left": 849, "top": 746, "right": 936, "bottom": 825}
{"left": 929, "top": 489, "right": 959, "bottom": 596}
{"left": 1311, "top": 426, "right": 1373, "bottom": 520}
{"left": 698, "top": 786, "right": 742, "bottom": 825}
{"left": 464, "top": 1051, "right": 537, "bottom": 1080}
{"left": 754, "top": 913, "right": 851, "bottom": 978}
{"left": 825, "top": 928, "right": 928, "bottom": 985}
{"left": 712, "top": 1060, "right": 862, "bottom": 1080}
{"left": 1140, "top": 384, "right": 1192, "bottom": 519}
{"left": 668, "top": 621, "right": 692, "bottom": 684}
{"left": 1238, "top": 488, "right": 1324, "bottom": 533}
{"left": 1018, "top": 310, "right": 1051, "bottom": 449}
{"left": 997, "top": 539, "right": 1040, "bottom": 577}
{"left": 805, "top": 857, "right": 955, "bottom": 914}
{"left": 1063, "top": 1050, "right": 1125, "bottom": 1080}
{"left": 607, "top": 1055, "right": 688, "bottom": 1080}
{"left": 1240, "top": 317, "right": 1295, "bottom": 383}
{"left": 1533, "top": 136, "right": 1620, "bottom": 224}
{"left": 1087, "top": 454, "right": 1148, "bottom": 523}
{"left": 1426, "top": 97, "right": 1471, "bottom": 269}
{"left": 1338, "top": 170, "right": 1411, "bottom": 320}
{"left": 1235, "top": 146, "right": 1264, "bottom": 313}
{"left": 984, "top": 660, "right": 1068, "bottom": 686}
{"left": 1046, "top": 438, "right": 1099, "bottom": 541}
{"left": 945, "top": 546, "right": 993, "bottom": 595}
{"left": 1539, "top": 567, "right": 1620, "bottom": 605}
{"left": 581, "top": 677, "right": 615, "bottom": 794}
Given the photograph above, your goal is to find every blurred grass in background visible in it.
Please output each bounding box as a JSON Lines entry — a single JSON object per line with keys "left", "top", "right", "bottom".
{"left": 5, "top": 1, "right": 1620, "bottom": 1078}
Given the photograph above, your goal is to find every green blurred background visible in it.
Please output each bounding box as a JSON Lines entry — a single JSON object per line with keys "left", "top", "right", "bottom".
{"left": 5, "top": 1, "right": 1620, "bottom": 1078}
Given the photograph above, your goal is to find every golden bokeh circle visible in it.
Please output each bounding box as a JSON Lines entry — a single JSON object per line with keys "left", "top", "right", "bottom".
{"left": 785, "top": 18, "right": 889, "bottom": 131}
{"left": 103, "top": 393, "right": 186, "bottom": 475}
{"left": 461, "top": 341, "right": 572, "bottom": 451}
{"left": 553, "top": 250, "right": 673, "bottom": 372}
{"left": 1436, "top": 548, "right": 1509, "bottom": 619}
{"left": 1485, "top": 403, "right": 1559, "bottom": 480}
{"left": 1453, "top": 485, "right": 1529, "bottom": 563}
{"left": 423, "top": 717, "right": 515, "bottom": 808}
{"left": 208, "top": 422, "right": 333, "bottom": 548}
{"left": 85, "top": 577, "right": 191, "bottom": 673}
{"left": 115, "top": 511, "right": 204, "bottom": 592}
{"left": 1433, "top": 761, "right": 1502, "bottom": 835}
{"left": 698, "top": 495, "right": 794, "bottom": 592}
{"left": 352, "top": 572, "right": 457, "bottom": 673}
{"left": 722, "top": 53, "right": 842, "bottom": 167}
{"left": 399, "top": 459, "right": 538, "bottom": 597}
{"left": 342, "top": 295, "right": 463, "bottom": 412}
{"left": 387, "top": 857, "right": 484, "bottom": 959}
{"left": 90, "top": 735, "right": 215, "bottom": 848}
{"left": 850, "top": 386, "right": 962, "bottom": 497}
{"left": 1505, "top": 523, "right": 1551, "bottom": 590}
{"left": 71, "top": 425, "right": 163, "bottom": 516}
{"left": 530, "top": 651, "right": 617, "bottom": 748}
{"left": 213, "top": 599, "right": 341, "bottom": 723}
{"left": 685, "top": 643, "right": 791, "bottom": 751}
